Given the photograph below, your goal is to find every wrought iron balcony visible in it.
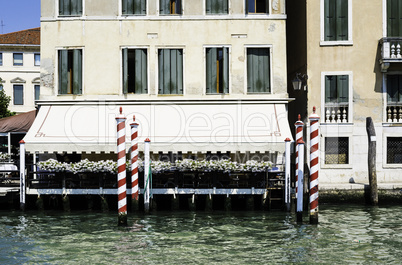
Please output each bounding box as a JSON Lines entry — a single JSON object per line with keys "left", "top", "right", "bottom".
{"left": 379, "top": 37, "right": 402, "bottom": 72}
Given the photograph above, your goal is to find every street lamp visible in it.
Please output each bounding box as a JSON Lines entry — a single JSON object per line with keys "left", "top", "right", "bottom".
{"left": 292, "top": 73, "right": 308, "bottom": 91}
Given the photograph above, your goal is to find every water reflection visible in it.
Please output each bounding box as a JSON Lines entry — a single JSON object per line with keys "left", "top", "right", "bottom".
{"left": 0, "top": 205, "right": 402, "bottom": 264}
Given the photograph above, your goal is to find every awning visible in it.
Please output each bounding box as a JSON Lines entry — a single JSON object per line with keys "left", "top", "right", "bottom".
{"left": 23, "top": 100, "right": 293, "bottom": 154}
{"left": 0, "top": 110, "right": 36, "bottom": 133}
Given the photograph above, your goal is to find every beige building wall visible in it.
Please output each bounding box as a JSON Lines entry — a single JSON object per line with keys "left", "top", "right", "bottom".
{"left": 40, "top": 0, "right": 289, "bottom": 101}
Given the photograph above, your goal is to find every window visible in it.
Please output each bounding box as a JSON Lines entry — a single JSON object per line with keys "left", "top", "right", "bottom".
{"left": 0, "top": 53, "right": 2, "bottom": 66}
{"left": 158, "top": 49, "right": 183, "bottom": 94}
{"left": 13, "top": 53, "right": 23, "bottom": 66}
{"left": 0, "top": 84, "right": 3, "bottom": 91}
{"left": 34, "top": 54, "right": 40, "bottom": 66}
{"left": 246, "top": 0, "right": 268, "bottom": 14}
{"left": 325, "top": 137, "right": 349, "bottom": 164}
{"left": 387, "top": 0, "right": 402, "bottom": 37}
{"left": 324, "top": 75, "right": 349, "bottom": 123}
{"left": 247, "top": 48, "right": 270, "bottom": 93}
{"left": 206, "top": 0, "right": 228, "bottom": 14}
{"left": 122, "top": 0, "right": 146, "bottom": 15}
{"left": 13, "top": 85, "right": 23, "bottom": 105}
{"left": 386, "top": 75, "right": 402, "bottom": 122}
{"left": 122, "top": 48, "right": 147, "bottom": 94}
{"left": 160, "top": 0, "right": 181, "bottom": 15}
{"left": 35, "top": 85, "right": 40, "bottom": 101}
{"left": 387, "top": 137, "right": 402, "bottom": 163}
{"left": 59, "top": 0, "right": 82, "bottom": 16}
{"left": 58, "top": 49, "right": 82, "bottom": 95}
{"left": 323, "top": 0, "right": 348, "bottom": 41}
{"left": 206, "top": 47, "right": 229, "bottom": 94}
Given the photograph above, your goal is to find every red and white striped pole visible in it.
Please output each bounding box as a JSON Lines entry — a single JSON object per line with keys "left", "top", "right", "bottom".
{"left": 294, "top": 115, "right": 304, "bottom": 203}
{"left": 144, "top": 138, "right": 151, "bottom": 213}
{"left": 309, "top": 107, "right": 320, "bottom": 224}
{"left": 296, "top": 139, "right": 305, "bottom": 223}
{"left": 284, "top": 138, "right": 292, "bottom": 212}
{"left": 116, "top": 107, "right": 127, "bottom": 226}
{"left": 130, "top": 116, "right": 139, "bottom": 211}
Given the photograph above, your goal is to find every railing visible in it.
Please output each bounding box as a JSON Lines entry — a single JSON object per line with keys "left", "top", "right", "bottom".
{"left": 380, "top": 37, "right": 402, "bottom": 60}
{"left": 324, "top": 105, "right": 349, "bottom": 123}
{"left": 386, "top": 104, "right": 402, "bottom": 123}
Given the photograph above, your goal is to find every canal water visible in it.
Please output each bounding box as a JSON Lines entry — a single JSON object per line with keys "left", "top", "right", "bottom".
{"left": 1, "top": 204, "right": 401, "bottom": 264}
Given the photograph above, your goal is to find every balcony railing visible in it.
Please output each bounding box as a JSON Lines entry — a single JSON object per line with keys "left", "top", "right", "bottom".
{"left": 386, "top": 104, "right": 402, "bottom": 123}
{"left": 324, "top": 104, "right": 349, "bottom": 123}
{"left": 379, "top": 37, "right": 402, "bottom": 71}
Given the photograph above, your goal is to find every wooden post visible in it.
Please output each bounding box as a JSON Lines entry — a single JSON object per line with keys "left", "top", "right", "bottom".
{"left": 366, "top": 117, "right": 378, "bottom": 205}
{"left": 116, "top": 107, "right": 127, "bottom": 226}
{"left": 19, "top": 140, "right": 26, "bottom": 211}
{"left": 284, "top": 138, "right": 292, "bottom": 212}
{"left": 296, "top": 140, "right": 305, "bottom": 223}
{"left": 144, "top": 138, "right": 151, "bottom": 213}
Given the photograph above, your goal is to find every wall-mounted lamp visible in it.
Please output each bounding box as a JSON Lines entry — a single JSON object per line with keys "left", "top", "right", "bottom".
{"left": 292, "top": 73, "right": 308, "bottom": 91}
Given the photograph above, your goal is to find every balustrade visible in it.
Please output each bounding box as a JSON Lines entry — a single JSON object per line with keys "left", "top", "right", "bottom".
{"left": 386, "top": 105, "right": 402, "bottom": 123}
{"left": 325, "top": 105, "right": 348, "bottom": 123}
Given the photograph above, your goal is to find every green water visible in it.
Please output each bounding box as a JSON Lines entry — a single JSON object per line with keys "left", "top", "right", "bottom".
{"left": 1, "top": 205, "right": 401, "bottom": 264}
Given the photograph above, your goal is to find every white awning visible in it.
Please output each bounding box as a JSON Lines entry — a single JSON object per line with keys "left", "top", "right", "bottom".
{"left": 23, "top": 100, "right": 293, "bottom": 154}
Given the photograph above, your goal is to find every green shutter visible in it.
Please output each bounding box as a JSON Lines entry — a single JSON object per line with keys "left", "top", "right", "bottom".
{"left": 336, "top": 0, "right": 348, "bottom": 40}
{"left": 207, "top": 48, "right": 217, "bottom": 93}
{"left": 247, "top": 49, "right": 253, "bottom": 92}
{"left": 324, "top": 0, "right": 336, "bottom": 41}
{"left": 122, "top": 48, "right": 128, "bottom": 94}
{"left": 265, "top": 0, "right": 269, "bottom": 14}
{"left": 134, "top": 0, "right": 145, "bottom": 15}
{"left": 59, "top": 0, "right": 65, "bottom": 15}
{"left": 223, "top": 47, "right": 229, "bottom": 93}
{"left": 135, "top": 49, "right": 147, "bottom": 94}
{"left": 177, "top": 50, "right": 183, "bottom": 94}
{"left": 122, "top": 0, "right": 128, "bottom": 14}
{"left": 170, "top": 49, "right": 177, "bottom": 94}
{"left": 160, "top": 0, "right": 169, "bottom": 14}
{"left": 388, "top": 0, "right": 400, "bottom": 37}
{"left": 163, "top": 50, "right": 170, "bottom": 93}
{"left": 325, "top": 76, "right": 336, "bottom": 103}
{"left": 206, "top": 48, "right": 212, "bottom": 93}
{"left": 245, "top": 0, "right": 249, "bottom": 14}
{"left": 206, "top": 0, "right": 212, "bottom": 14}
{"left": 59, "top": 50, "right": 68, "bottom": 94}
{"left": 72, "top": 49, "right": 82, "bottom": 94}
{"left": 337, "top": 75, "right": 348, "bottom": 103}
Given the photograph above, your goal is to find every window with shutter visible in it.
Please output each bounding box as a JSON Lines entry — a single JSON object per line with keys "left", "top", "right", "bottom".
{"left": 58, "top": 49, "right": 82, "bottom": 95}
{"left": 247, "top": 48, "right": 270, "bottom": 93}
{"left": 122, "top": 0, "right": 146, "bottom": 15}
{"left": 158, "top": 49, "right": 183, "bottom": 94}
{"left": 387, "top": 75, "right": 402, "bottom": 103}
{"left": 59, "top": 0, "right": 83, "bottom": 16}
{"left": 323, "top": 0, "right": 348, "bottom": 41}
{"left": 160, "top": 0, "right": 182, "bottom": 15}
{"left": 324, "top": 74, "right": 350, "bottom": 123}
{"left": 122, "top": 48, "right": 148, "bottom": 94}
{"left": 387, "top": 0, "right": 402, "bottom": 37}
{"left": 206, "top": 0, "right": 228, "bottom": 14}
{"left": 206, "top": 47, "right": 229, "bottom": 94}
{"left": 13, "top": 85, "right": 24, "bottom": 105}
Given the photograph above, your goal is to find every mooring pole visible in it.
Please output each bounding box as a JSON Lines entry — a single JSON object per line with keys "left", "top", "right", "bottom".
{"left": 366, "top": 117, "right": 378, "bottom": 205}
{"left": 144, "top": 138, "right": 151, "bottom": 213}
{"left": 309, "top": 107, "right": 320, "bottom": 224}
{"left": 294, "top": 115, "right": 304, "bottom": 206}
{"left": 116, "top": 107, "right": 127, "bottom": 226}
{"left": 19, "top": 140, "right": 26, "bottom": 211}
{"left": 296, "top": 139, "right": 305, "bottom": 223}
{"left": 284, "top": 138, "right": 292, "bottom": 212}
{"left": 130, "top": 116, "right": 139, "bottom": 211}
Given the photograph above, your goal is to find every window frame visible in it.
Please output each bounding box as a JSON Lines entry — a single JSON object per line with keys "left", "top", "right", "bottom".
{"left": 34, "top": 84, "right": 40, "bottom": 101}
{"left": 56, "top": 48, "right": 84, "bottom": 95}
{"left": 319, "top": 127, "right": 353, "bottom": 169}
{"left": 320, "top": 0, "right": 353, "bottom": 46}
{"left": 121, "top": 0, "right": 147, "bottom": 16}
{"left": 34, "top": 54, "right": 40, "bottom": 66}
{"left": 206, "top": 0, "right": 229, "bottom": 15}
{"left": 245, "top": 45, "right": 272, "bottom": 94}
{"left": 383, "top": 72, "right": 402, "bottom": 123}
{"left": 159, "top": 0, "right": 183, "bottom": 15}
{"left": 321, "top": 71, "right": 353, "bottom": 124}
{"left": 204, "top": 45, "right": 230, "bottom": 95}
{"left": 121, "top": 46, "right": 149, "bottom": 95}
{"left": 13, "top": 84, "right": 24, "bottom": 105}
{"left": 58, "top": 0, "right": 83, "bottom": 17}
{"left": 245, "top": 0, "right": 270, "bottom": 15}
{"left": 157, "top": 47, "right": 185, "bottom": 95}
{"left": 13, "top": 53, "right": 23, "bottom": 66}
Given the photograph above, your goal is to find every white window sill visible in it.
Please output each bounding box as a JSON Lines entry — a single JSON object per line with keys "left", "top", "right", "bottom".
{"left": 321, "top": 163, "right": 352, "bottom": 169}
{"left": 383, "top": 164, "right": 402, "bottom": 169}
{"left": 320, "top": 41, "right": 353, "bottom": 46}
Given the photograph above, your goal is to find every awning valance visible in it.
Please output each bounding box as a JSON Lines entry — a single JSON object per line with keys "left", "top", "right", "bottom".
{"left": 23, "top": 101, "right": 293, "bottom": 154}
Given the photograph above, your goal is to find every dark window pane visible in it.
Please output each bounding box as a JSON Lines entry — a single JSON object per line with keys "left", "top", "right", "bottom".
{"left": 13, "top": 53, "right": 23, "bottom": 66}
{"left": 387, "top": 137, "right": 402, "bottom": 163}
{"left": 325, "top": 137, "right": 349, "bottom": 164}
{"left": 13, "top": 85, "right": 23, "bottom": 105}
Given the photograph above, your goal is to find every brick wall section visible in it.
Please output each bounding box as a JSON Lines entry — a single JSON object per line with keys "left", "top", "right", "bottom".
{"left": 0, "top": 28, "right": 40, "bottom": 45}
